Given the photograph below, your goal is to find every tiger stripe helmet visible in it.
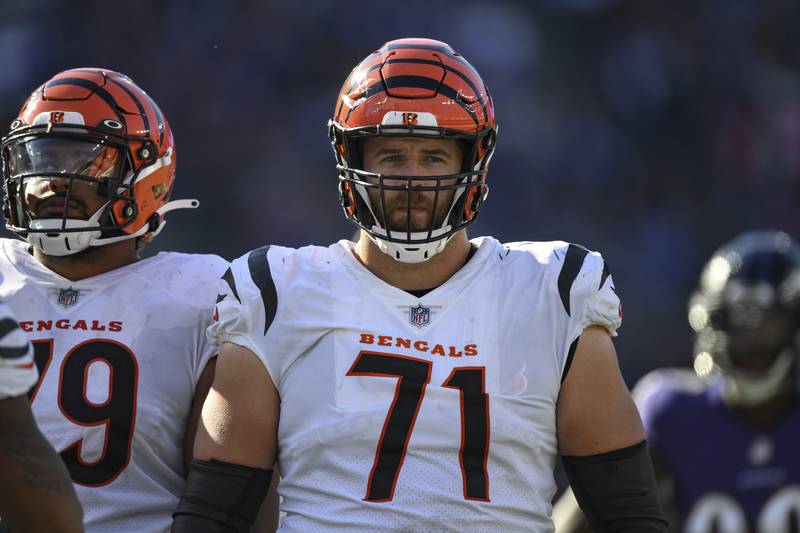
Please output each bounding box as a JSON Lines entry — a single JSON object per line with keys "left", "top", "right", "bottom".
{"left": 1, "top": 68, "right": 197, "bottom": 256}
{"left": 329, "top": 38, "right": 497, "bottom": 263}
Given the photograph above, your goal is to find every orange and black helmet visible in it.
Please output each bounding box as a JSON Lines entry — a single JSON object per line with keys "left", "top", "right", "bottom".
{"left": 329, "top": 38, "right": 497, "bottom": 263}
{"left": 1, "top": 68, "right": 197, "bottom": 256}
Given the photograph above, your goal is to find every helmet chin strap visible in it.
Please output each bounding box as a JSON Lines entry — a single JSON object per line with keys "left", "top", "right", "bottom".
{"left": 356, "top": 179, "right": 465, "bottom": 264}
{"left": 27, "top": 206, "right": 106, "bottom": 257}
{"left": 26, "top": 199, "right": 199, "bottom": 256}
{"left": 89, "top": 198, "right": 199, "bottom": 246}
{"left": 722, "top": 348, "right": 796, "bottom": 407}
{"left": 368, "top": 226, "right": 453, "bottom": 264}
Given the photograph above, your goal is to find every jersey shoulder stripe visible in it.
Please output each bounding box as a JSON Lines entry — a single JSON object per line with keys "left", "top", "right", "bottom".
{"left": 557, "top": 244, "right": 589, "bottom": 316}
{"left": 0, "top": 314, "right": 30, "bottom": 360}
{"left": 222, "top": 267, "right": 241, "bottom": 303}
{"left": 246, "top": 245, "right": 277, "bottom": 335}
{"left": 0, "top": 317, "right": 21, "bottom": 340}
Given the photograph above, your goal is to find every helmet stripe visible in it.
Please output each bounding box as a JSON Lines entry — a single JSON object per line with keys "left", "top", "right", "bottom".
{"left": 349, "top": 76, "right": 479, "bottom": 126}
{"left": 141, "top": 93, "right": 165, "bottom": 147}
{"left": 107, "top": 76, "right": 150, "bottom": 137}
{"left": 347, "top": 58, "right": 488, "bottom": 123}
{"left": 385, "top": 43, "right": 475, "bottom": 70}
{"left": 44, "top": 78, "right": 126, "bottom": 126}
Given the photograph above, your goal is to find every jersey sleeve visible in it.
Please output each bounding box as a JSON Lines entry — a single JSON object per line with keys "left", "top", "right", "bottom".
{"left": 0, "top": 303, "right": 37, "bottom": 400}
{"left": 191, "top": 255, "right": 231, "bottom": 384}
{"left": 564, "top": 246, "right": 623, "bottom": 340}
{"left": 207, "top": 246, "right": 279, "bottom": 384}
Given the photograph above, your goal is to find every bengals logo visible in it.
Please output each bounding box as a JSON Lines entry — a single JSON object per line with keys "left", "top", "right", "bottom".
{"left": 401, "top": 112, "right": 418, "bottom": 126}
{"left": 49, "top": 111, "right": 65, "bottom": 123}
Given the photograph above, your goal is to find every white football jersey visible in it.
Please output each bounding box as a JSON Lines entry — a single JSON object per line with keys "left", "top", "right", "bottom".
{"left": 0, "top": 301, "right": 36, "bottom": 399}
{"left": 210, "top": 237, "right": 622, "bottom": 532}
{"left": 0, "top": 238, "right": 227, "bottom": 533}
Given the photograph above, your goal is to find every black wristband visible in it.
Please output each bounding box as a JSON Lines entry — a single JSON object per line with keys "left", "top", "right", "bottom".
{"left": 171, "top": 459, "right": 273, "bottom": 533}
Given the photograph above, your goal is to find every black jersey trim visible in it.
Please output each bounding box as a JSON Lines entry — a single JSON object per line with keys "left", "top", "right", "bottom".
{"left": 561, "top": 336, "right": 580, "bottom": 383}
{"left": 0, "top": 318, "right": 20, "bottom": 340}
{"left": 599, "top": 260, "right": 611, "bottom": 291}
{"left": 222, "top": 268, "right": 240, "bottom": 303}
{"left": 247, "top": 246, "right": 278, "bottom": 335}
{"left": 557, "top": 244, "right": 589, "bottom": 316}
{"left": 0, "top": 344, "right": 30, "bottom": 360}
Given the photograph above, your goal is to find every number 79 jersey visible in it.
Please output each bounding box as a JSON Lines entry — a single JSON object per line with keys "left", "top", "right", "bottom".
{"left": 210, "top": 237, "right": 622, "bottom": 532}
{"left": 0, "top": 238, "right": 227, "bottom": 533}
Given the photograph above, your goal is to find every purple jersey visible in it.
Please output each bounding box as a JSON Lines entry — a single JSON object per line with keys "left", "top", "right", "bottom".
{"left": 634, "top": 369, "right": 800, "bottom": 532}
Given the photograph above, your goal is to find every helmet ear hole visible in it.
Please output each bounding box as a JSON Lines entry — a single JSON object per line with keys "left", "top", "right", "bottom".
{"left": 137, "top": 142, "right": 156, "bottom": 164}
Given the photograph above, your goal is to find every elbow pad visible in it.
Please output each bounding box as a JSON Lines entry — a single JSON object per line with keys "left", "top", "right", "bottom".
{"left": 562, "top": 440, "right": 668, "bottom": 532}
{"left": 171, "top": 459, "right": 273, "bottom": 533}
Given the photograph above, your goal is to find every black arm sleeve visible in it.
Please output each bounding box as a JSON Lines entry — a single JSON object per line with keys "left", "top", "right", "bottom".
{"left": 562, "top": 440, "right": 668, "bottom": 532}
{"left": 171, "top": 459, "right": 273, "bottom": 533}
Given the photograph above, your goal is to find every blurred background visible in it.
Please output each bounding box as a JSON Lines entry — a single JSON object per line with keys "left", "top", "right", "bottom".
{"left": 1, "top": 0, "right": 798, "bottom": 385}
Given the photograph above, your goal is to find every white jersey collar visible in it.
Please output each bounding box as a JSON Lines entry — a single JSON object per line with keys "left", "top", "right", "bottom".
{"left": 334, "top": 236, "right": 500, "bottom": 301}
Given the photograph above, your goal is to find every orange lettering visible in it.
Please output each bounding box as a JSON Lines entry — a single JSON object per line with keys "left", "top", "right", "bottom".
{"left": 359, "top": 333, "right": 374, "bottom": 345}
{"left": 395, "top": 337, "right": 411, "bottom": 349}
{"left": 56, "top": 319, "right": 70, "bottom": 329}
{"left": 109, "top": 321, "right": 123, "bottom": 332}
{"left": 378, "top": 335, "right": 392, "bottom": 347}
{"left": 19, "top": 321, "right": 33, "bottom": 332}
{"left": 413, "top": 341, "right": 429, "bottom": 352}
{"left": 73, "top": 320, "right": 88, "bottom": 330}
{"left": 448, "top": 346, "right": 462, "bottom": 357}
{"left": 431, "top": 344, "right": 446, "bottom": 356}
{"left": 464, "top": 344, "right": 478, "bottom": 356}
{"left": 37, "top": 320, "right": 52, "bottom": 331}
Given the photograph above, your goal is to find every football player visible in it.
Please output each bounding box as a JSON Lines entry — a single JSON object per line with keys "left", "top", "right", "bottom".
{"left": 0, "top": 301, "right": 83, "bottom": 533}
{"left": 173, "top": 39, "right": 667, "bottom": 532}
{"left": 554, "top": 230, "right": 800, "bottom": 532}
{"left": 0, "top": 68, "right": 227, "bottom": 532}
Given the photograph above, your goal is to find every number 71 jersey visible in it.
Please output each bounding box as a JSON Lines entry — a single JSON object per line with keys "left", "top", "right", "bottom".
{"left": 0, "top": 238, "right": 227, "bottom": 533}
{"left": 210, "top": 237, "right": 622, "bottom": 532}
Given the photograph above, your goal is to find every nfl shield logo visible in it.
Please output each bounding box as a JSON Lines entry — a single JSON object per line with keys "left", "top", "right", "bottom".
{"left": 58, "top": 287, "right": 80, "bottom": 307}
{"left": 409, "top": 304, "right": 430, "bottom": 328}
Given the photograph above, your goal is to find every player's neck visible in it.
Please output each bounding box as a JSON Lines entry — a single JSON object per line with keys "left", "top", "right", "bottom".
{"left": 32, "top": 240, "right": 139, "bottom": 281}
{"left": 353, "top": 230, "right": 471, "bottom": 291}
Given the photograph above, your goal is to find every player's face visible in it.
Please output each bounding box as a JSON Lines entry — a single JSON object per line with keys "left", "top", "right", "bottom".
{"left": 361, "top": 137, "right": 463, "bottom": 232}
{"left": 12, "top": 138, "right": 121, "bottom": 220}
{"left": 726, "top": 309, "right": 796, "bottom": 376}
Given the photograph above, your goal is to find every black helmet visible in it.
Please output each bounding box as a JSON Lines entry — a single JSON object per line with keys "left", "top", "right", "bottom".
{"left": 688, "top": 231, "right": 800, "bottom": 405}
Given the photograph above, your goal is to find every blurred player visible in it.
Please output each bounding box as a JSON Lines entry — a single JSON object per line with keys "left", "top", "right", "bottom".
{"left": 173, "top": 39, "right": 666, "bottom": 532}
{"left": 640, "top": 230, "right": 800, "bottom": 531}
{"left": 555, "top": 230, "right": 800, "bottom": 532}
{"left": 0, "top": 68, "right": 227, "bottom": 532}
{"left": 0, "top": 301, "right": 84, "bottom": 533}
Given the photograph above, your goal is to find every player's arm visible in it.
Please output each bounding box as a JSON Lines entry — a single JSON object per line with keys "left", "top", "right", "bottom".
{"left": 555, "top": 326, "right": 667, "bottom": 532}
{"left": 172, "top": 342, "right": 278, "bottom": 532}
{"left": 182, "top": 356, "right": 217, "bottom": 471}
{"left": 0, "top": 394, "right": 83, "bottom": 533}
{"left": 553, "top": 450, "right": 677, "bottom": 533}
